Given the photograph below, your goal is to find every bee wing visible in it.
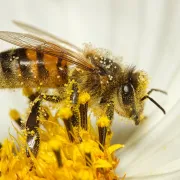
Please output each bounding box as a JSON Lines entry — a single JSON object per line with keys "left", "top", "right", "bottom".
{"left": 0, "top": 31, "right": 94, "bottom": 71}
{"left": 13, "top": 20, "right": 82, "bottom": 53}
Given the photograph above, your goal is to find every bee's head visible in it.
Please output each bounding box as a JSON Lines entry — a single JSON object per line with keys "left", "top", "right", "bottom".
{"left": 115, "top": 67, "right": 167, "bottom": 125}
{"left": 115, "top": 67, "right": 149, "bottom": 125}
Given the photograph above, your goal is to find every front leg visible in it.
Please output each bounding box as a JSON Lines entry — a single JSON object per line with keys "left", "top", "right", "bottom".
{"left": 98, "top": 97, "right": 114, "bottom": 150}
{"left": 105, "top": 101, "right": 114, "bottom": 121}
{"left": 26, "top": 99, "right": 41, "bottom": 158}
{"left": 100, "top": 95, "right": 114, "bottom": 122}
{"left": 22, "top": 89, "right": 62, "bottom": 157}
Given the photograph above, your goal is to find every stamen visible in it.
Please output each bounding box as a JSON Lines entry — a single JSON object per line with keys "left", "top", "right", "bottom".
{"left": 49, "top": 139, "right": 63, "bottom": 167}
{"left": 58, "top": 107, "right": 74, "bottom": 142}
{"left": 79, "top": 103, "right": 88, "bottom": 130}
{"left": 0, "top": 81, "right": 122, "bottom": 179}
{"left": 97, "top": 116, "right": 110, "bottom": 151}
{"left": 53, "top": 149, "right": 63, "bottom": 167}
{"left": 9, "top": 109, "right": 22, "bottom": 127}
{"left": 85, "top": 152, "right": 92, "bottom": 166}
{"left": 79, "top": 92, "right": 90, "bottom": 130}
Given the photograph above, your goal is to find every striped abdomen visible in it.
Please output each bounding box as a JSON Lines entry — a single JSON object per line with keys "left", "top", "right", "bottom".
{"left": 0, "top": 48, "right": 68, "bottom": 88}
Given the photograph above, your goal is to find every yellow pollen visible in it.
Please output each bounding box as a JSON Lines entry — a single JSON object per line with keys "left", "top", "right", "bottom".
{"left": 97, "top": 116, "right": 110, "bottom": 127}
{"left": 79, "top": 92, "right": 91, "bottom": 104}
{"left": 0, "top": 81, "right": 122, "bottom": 179}
{"left": 57, "top": 107, "right": 73, "bottom": 119}
{"left": 9, "top": 109, "right": 20, "bottom": 120}
{"left": 22, "top": 88, "right": 33, "bottom": 97}
{"left": 49, "top": 138, "right": 62, "bottom": 151}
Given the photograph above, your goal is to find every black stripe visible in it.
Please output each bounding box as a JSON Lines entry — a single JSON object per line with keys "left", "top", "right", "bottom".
{"left": 57, "top": 58, "right": 68, "bottom": 82}
{"left": 37, "top": 52, "right": 49, "bottom": 79}
{"left": 0, "top": 48, "right": 33, "bottom": 79}
{"left": 17, "top": 48, "right": 33, "bottom": 79}
{"left": 0, "top": 49, "right": 14, "bottom": 77}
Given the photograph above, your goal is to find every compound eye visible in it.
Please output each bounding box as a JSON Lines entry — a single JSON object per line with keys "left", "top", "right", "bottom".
{"left": 121, "top": 83, "right": 134, "bottom": 105}
{"left": 123, "top": 84, "right": 130, "bottom": 94}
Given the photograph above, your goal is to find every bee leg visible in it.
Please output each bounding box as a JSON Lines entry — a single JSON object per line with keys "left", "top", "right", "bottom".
{"left": 23, "top": 89, "right": 63, "bottom": 156}
{"left": 98, "top": 98, "right": 114, "bottom": 150}
{"left": 26, "top": 99, "right": 41, "bottom": 158}
{"left": 106, "top": 101, "right": 114, "bottom": 145}
{"left": 70, "top": 83, "right": 79, "bottom": 105}
{"left": 22, "top": 88, "right": 39, "bottom": 102}
{"left": 100, "top": 93, "right": 114, "bottom": 117}
{"left": 23, "top": 88, "right": 51, "bottom": 119}
{"left": 100, "top": 96, "right": 114, "bottom": 123}
{"left": 40, "top": 106, "right": 50, "bottom": 120}
{"left": 23, "top": 87, "right": 50, "bottom": 121}
{"left": 23, "top": 88, "right": 63, "bottom": 103}
{"left": 39, "top": 94, "right": 62, "bottom": 103}
{"left": 106, "top": 101, "right": 114, "bottom": 121}
{"left": 70, "top": 83, "right": 80, "bottom": 128}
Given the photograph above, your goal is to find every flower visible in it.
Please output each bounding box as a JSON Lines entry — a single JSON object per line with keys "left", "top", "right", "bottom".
{"left": 0, "top": 83, "right": 125, "bottom": 179}
{"left": 1, "top": 1, "right": 180, "bottom": 179}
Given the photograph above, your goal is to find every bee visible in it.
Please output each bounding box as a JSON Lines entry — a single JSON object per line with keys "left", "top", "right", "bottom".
{"left": 0, "top": 21, "right": 167, "bottom": 126}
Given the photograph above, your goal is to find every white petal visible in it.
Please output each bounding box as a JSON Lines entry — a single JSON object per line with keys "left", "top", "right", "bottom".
{"left": 116, "top": 100, "right": 180, "bottom": 178}
{"left": 0, "top": 1, "right": 180, "bottom": 180}
{"left": 125, "top": 169, "right": 180, "bottom": 180}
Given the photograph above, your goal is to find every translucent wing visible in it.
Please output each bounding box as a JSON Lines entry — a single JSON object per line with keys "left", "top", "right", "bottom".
{"left": 13, "top": 20, "right": 82, "bottom": 53}
{"left": 0, "top": 31, "right": 94, "bottom": 71}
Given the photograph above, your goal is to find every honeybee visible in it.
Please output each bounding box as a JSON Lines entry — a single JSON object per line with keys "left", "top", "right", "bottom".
{"left": 0, "top": 21, "right": 166, "bottom": 126}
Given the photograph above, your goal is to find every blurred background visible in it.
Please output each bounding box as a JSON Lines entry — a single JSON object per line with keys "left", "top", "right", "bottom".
{"left": 0, "top": 0, "right": 180, "bottom": 145}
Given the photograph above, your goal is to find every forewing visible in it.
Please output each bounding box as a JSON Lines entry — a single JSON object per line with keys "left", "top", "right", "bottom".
{"left": 0, "top": 31, "right": 94, "bottom": 71}
{"left": 13, "top": 20, "right": 82, "bottom": 53}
